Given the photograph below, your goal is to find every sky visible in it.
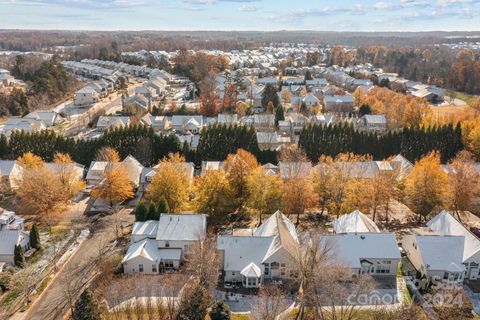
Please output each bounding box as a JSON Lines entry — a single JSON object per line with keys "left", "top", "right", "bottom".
{"left": 1, "top": 0, "right": 480, "bottom": 31}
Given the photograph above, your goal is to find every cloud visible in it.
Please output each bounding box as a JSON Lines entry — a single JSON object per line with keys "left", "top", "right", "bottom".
{"left": 239, "top": 4, "right": 258, "bottom": 11}
{"left": 438, "top": 0, "right": 473, "bottom": 6}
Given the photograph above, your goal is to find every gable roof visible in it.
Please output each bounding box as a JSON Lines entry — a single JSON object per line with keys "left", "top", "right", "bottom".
{"left": 333, "top": 210, "right": 380, "bottom": 233}
{"left": 427, "top": 210, "right": 480, "bottom": 262}
{"left": 414, "top": 234, "right": 466, "bottom": 273}
{"left": 132, "top": 220, "right": 159, "bottom": 239}
{"left": 0, "top": 160, "right": 21, "bottom": 177}
{"left": 241, "top": 262, "right": 262, "bottom": 278}
{"left": 321, "top": 233, "right": 400, "bottom": 269}
{"left": 156, "top": 214, "right": 207, "bottom": 241}
{"left": 217, "top": 235, "right": 273, "bottom": 272}
{"left": 278, "top": 161, "right": 312, "bottom": 179}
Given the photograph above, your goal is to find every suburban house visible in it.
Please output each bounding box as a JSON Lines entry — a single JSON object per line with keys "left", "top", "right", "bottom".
{"left": 217, "top": 211, "right": 300, "bottom": 288}
{"left": 45, "top": 162, "right": 85, "bottom": 183}
{"left": 141, "top": 114, "right": 169, "bottom": 132}
{"left": 0, "top": 69, "right": 15, "bottom": 87}
{"left": 323, "top": 95, "right": 355, "bottom": 113}
{"left": 278, "top": 161, "right": 313, "bottom": 180}
{"left": 74, "top": 86, "right": 100, "bottom": 106}
{"left": 86, "top": 155, "right": 143, "bottom": 188}
{"left": 201, "top": 161, "right": 224, "bottom": 174}
{"left": 332, "top": 210, "right": 380, "bottom": 234}
{"left": 402, "top": 229, "right": 466, "bottom": 282}
{"left": 96, "top": 116, "right": 131, "bottom": 131}
{"left": 315, "top": 160, "right": 395, "bottom": 180}
{"left": 261, "top": 163, "right": 280, "bottom": 176}
{"left": 256, "top": 132, "right": 291, "bottom": 151}
{"left": 410, "top": 84, "right": 444, "bottom": 103}
{"left": 254, "top": 114, "right": 275, "bottom": 131}
{"left": 217, "top": 113, "right": 238, "bottom": 125}
{"left": 0, "top": 209, "right": 30, "bottom": 265}
{"left": 426, "top": 210, "right": 480, "bottom": 279}
{"left": 357, "top": 115, "right": 388, "bottom": 133}
{"left": 139, "top": 162, "right": 195, "bottom": 192}
{"left": 24, "top": 111, "right": 64, "bottom": 128}
{"left": 0, "top": 160, "right": 24, "bottom": 190}
{"left": 320, "top": 233, "right": 401, "bottom": 276}
{"left": 0, "top": 118, "right": 47, "bottom": 137}
{"left": 172, "top": 115, "right": 204, "bottom": 134}
{"left": 122, "top": 214, "right": 207, "bottom": 274}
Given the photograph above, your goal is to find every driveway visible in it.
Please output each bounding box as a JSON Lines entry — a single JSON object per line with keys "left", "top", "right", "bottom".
{"left": 14, "top": 209, "right": 134, "bottom": 320}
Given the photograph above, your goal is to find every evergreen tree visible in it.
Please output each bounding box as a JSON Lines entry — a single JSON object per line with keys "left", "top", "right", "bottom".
{"left": 71, "top": 289, "right": 101, "bottom": 320}
{"left": 261, "top": 83, "right": 279, "bottom": 108}
{"left": 299, "top": 101, "right": 308, "bottom": 115}
{"left": 157, "top": 197, "right": 170, "bottom": 215}
{"left": 29, "top": 224, "right": 41, "bottom": 250}
{"left": 134, "top": 200, "right": 147, "bottom": 221}
{"left": 359, "top": 104, "right": 372, "bottom": 116}
{"left": 0, "top": 134, "right": 8, "bottom": 158}
{"left": 14, "top": 245, "right": 25, "bottom": 268}
{"left": 209, "top": 300, "right": 231, "bottom": 320}
{"left": 146, "top": 202, "right": 159, "bottom": 221}
{"left": 176, "top": 285, "right": 209, "bottom": 320}
{"left": 304, "top": 70, "right": 313, "bottom": 81}
{"left": 275, "top": 105, "right": 285, "bottom": 126}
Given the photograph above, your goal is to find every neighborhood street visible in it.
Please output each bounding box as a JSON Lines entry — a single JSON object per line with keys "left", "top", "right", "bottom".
{"left": 14, "top": 209, "right": 134, "bottom": 320}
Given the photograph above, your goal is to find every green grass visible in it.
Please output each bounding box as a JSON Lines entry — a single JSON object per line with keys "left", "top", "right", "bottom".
{"left": 1, "top": 287, "right": 20, "bottom": 305}
{"left": 35, "top": 276, "right": 51, "bottom": 296}
{"left": 27, "top": 247, "right": 45, "bottom": 265}
{"left": 47, "top": 226, "right": 69, "bottom": 242}
{"left": 454, "top": 91, "right": 478, "bottom": 106}
{"left": 231, "top": 314, "right": 251, "bottom": 320}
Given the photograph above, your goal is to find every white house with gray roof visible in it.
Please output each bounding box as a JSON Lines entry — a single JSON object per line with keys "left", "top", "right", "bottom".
{"left": 122, "top": 214, "right": 207, "bottom": 274}
{"left": 320, "top": 233, "right": 400, "bottom": 276}
{"left": 217, "top": 211, "right": 300, "bottom": 288}
{"left": 0, "top": 160, "right": 24, "bottom": 190}
{"left": 0, "top": 209, "right": 30, "bottom": 265}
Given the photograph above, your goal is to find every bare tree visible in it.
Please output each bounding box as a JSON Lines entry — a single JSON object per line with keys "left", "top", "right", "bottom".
{"left": 252, "top": 283, "right": 290, "bottom": 320}
{"left": 184, "top": 235, "right": 219, "bottom": 294}
{"left": 294, "top": 231, "right": 375, "bottom": 320}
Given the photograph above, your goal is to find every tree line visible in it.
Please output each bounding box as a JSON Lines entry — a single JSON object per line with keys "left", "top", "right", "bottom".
{"left": 0, "top": 122, "right": 467, "bottom": 168}
{"left": 299, "top": 122, "right": 464, "bottom": 164}
{"left": 0, "top": 55, "right": 80, "bottom": 117}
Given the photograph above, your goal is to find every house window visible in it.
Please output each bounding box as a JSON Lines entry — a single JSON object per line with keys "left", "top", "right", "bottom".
{"left": 280, "top": 263, "right": 286, "bottom": 276}
{"left": 164, "top": 260, "right": 174, "bottom": 269}
{"left": 271, "top": 262, "right": 279, "bottom": 270}
{"left": 165, "top": 241, "right": 170, "bottom": 248}
{"left": 247, "top": 278, "right": 257, "bottom": 287}
{"left": 152, "top": 264, "right": 157, "bottom": 273}
{"left": 264, "top": 264, "right": 270, "bottom": 276}
{"left": 232, "top": 272, "right": 236, "bottom": 276}
{"left": 139, "top": 264, "right": 144, "bottom": 273}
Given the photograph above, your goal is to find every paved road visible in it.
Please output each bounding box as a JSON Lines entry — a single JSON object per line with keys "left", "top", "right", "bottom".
{"left": 15, "top": 209, "right": 134, "bottom": 320}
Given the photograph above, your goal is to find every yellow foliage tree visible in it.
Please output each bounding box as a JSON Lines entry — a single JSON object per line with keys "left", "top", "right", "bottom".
{"left": 92, "top": 165, "right": 134, "bottom": 207}
{"left": 405, "top": 152, "right": 450, "bottom": 222}
{"left": 246, "top": 168, "right": 283, "bottom": 224}
{"left": 95, "top": 147, "right": 121, "bottom": 163}
{"left": 146, "top": 153, "right": 190, "bottom": 212}
{"left": 16, "top": 163, "right": 66, "bottom": 222}
{"left": 17, "top": 152, "right": 44, "bottom": 169}
{"left": 194, "top": 169, "right": 233, "bottom": 226}
{"left": 224, "top": 149, "right": 259, "bottom": 205}
{"left": 448, "top": 151, "right": 480, "bottom": 216}
{"left": 53, "top": 152, "right": 86, "bottom": 200}
{"left": 282, "top": 177, "right": 317, "bottom": 225}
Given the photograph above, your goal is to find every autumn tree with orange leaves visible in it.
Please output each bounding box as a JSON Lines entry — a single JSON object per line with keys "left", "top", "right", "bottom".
{"left": 405, "top": 152, "right": 450, "bottom": 222}
{"left": 16, "top": 153, "right": 66, "bottom": 221}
